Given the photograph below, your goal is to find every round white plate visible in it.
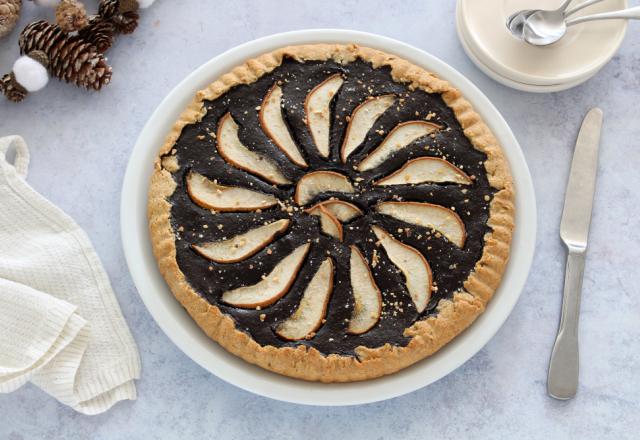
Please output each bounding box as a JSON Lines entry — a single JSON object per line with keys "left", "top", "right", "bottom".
{"left": 457, "top": 0, "right": 627, "bottom": 87}
{"left": 121, "top": 29, "right": 536, "bottom": 406}
{"left": 456, "top": 6, "right": 592, "bottom": 93}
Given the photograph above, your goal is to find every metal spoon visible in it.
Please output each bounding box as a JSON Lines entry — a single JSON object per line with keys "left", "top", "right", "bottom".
{"left": 507, "top": 0, "right": 605, "bottom": 40}
{"left": 565, "top": 0, "right": 606, "bottom": 17}
{"left": 507, "top": 9, "right": 537, "bottom": 39}
{"left": 525, "top": 5, "right": 640, "bottom": 46}
{"left": 506, "top": 0, "right": 575, "bottom": 39}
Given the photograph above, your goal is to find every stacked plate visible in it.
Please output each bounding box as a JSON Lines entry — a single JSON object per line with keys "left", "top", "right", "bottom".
{"left": 456, "top": 0, "right": 628, "bottom": 92}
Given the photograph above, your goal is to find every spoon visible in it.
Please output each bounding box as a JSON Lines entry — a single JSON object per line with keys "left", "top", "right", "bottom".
{"left": 525, "top": 5, "right": 640, "bottom": 46}
{"left": 565, "top": 0, "right": 606, "bottom": 17}
{"left": 506, "top": 0, "right": 575, "bottom": 39}
{"left": 507, "top": 0, "right": 605, "bottom": 40}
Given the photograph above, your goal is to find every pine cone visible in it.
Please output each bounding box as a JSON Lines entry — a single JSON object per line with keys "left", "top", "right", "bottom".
{"left": 28, "top": 49, "right": 49, "bottom": 67}
{"left": 119, "top": 0, "right": 139, "bottom": 13}
{"left": 98, "top": 0, "right": 138, "bottom": 34}
{"left": 1, "top": 72, "right": 27, "bottom": 102}
{"left": 55, "top": 0, "right": 89, "bottom": 33}
{"left": 0, "top": 0, "right": 22, "bottom": 38}
{"left": 113, "top": 11, "right": 137, "bottom": 34}
{"left": 78, "top": 16, "right": 114, "bottom": 53}
{"left": 97, "top": 0, "right": 118, "bottom": 18}
{"left": 19, "top": 20, "right": 112, "bottom": 91}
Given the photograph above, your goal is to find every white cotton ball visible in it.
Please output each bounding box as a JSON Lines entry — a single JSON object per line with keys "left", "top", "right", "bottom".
{"left": 32, "top": 0, "right": 61, "bottom": 7}
{"left": 137, "top": 0, "right": 157, "bottom": 8}
{"left": 12, "top": 56, "right": 49, "bottom": 92}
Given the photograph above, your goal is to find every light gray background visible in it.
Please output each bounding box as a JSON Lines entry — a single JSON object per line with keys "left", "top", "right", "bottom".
{"left": 1, "top": 1, "right": 638, "bottom": 439}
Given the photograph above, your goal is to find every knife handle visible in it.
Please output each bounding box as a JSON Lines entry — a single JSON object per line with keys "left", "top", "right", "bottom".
{"left": 548, "top": 250, "right": 585, "bottom": 400}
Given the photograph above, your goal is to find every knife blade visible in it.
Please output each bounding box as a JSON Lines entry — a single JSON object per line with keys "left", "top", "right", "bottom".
{"left": 548, "top": 107, "right": 603, "bottom": 400}
{"left": 559, "top": 108, "right": 603, "bottom": 250}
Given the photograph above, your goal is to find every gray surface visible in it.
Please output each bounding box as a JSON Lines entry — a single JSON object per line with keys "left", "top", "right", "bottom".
{"left": 0, "top": 1, "right": 638, "bottom": 439}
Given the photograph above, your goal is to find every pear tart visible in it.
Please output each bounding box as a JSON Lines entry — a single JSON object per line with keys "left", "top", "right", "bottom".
{"left": 148, "top": 44, "right": 515, "bottom": 382}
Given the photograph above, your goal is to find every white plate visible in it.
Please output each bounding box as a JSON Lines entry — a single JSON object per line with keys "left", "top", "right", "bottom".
{"left": 457, "top": 0, "right": 628, "bottom": 87}
{"left": 456, "top": 6, "right": 592, "bottom": 93}
{"left": 121, "top": 29, "right": 536, "bottom": 406}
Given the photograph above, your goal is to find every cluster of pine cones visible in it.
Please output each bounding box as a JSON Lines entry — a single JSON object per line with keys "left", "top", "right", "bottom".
{"left": 1, "top": 0, "right": 141, "bottom": 102}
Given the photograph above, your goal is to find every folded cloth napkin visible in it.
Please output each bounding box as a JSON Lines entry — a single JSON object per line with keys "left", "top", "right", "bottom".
{"left": 0, "top": 135, "right": 141, "bottom": 415}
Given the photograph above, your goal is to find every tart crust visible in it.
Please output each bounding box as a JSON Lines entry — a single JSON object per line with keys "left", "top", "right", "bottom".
{"left": 148, "top": 44, "right": 515, "bottom": 382}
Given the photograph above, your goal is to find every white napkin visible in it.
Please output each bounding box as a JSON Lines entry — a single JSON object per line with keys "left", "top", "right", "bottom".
{"left": 0, "top": 135, "right": 141, "bottom": 415}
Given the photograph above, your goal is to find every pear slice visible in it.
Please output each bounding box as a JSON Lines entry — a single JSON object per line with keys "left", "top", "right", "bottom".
{"left": 305, "top": 74, "right": 344, "bottom": 158}
{"left": 372, "top": 226, "right": 432, "bottom": 313}
{"left": 276, "top": 258, "right": 334, "bottom": 340}
{"left": 187, "top": 171, "right": 277, "bottom": 212}
{"left": 192, "top": 219, "right": 290, "bottom": 263}
{"left": 340, "top": 94, "right": 395, "bottom": 162}
{"left": 376, "top": 201, "right": 466, "bottom": 248}
{"left": 308, "top": 206, "right": 343, "bottom": 241}
{"left": 217, "top": 113, "right": 290, "bottom": 185}
{"left": 375, "top": 157, "right": 472, "bottom": 186}
{"left": 260, "top": 84, "right": 308, "bottom": 168}
{"left": 221, "top": 243, "right": 310, "bottom": 308}
{"left": 306, "top": 200, "right": 363, "bottom": 222}
{"left": 357, "top": 121, "right": 441, "bottom": 171}
{"left": 294, "top": 171, "right": 355, "bottom": 206}
{"left": 347, "top": 246, "right": 382, "bottom": 334}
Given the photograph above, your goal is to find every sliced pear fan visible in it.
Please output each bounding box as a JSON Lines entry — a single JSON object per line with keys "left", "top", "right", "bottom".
{"left": 306, "top": 200, "right": 363, "bottom": 222}
{"left": 340, "top": 94, "right": 395, "bottom": 162}
{"left": 347, "top": 246, "right": 382, "bottom": 334}
{"left": 217, "top": 113, "right": 290, "bottom": 185}
{"left": 276, "top": 258, "right": 334, "bottom": 340}
{"left": 305, "top": 74, "right": 344, "bottom": 158}
{"left": 375, "top": 157, "right": 471, "bottom": 186}
{"left": 357, "top": 121, "right": 441, "bottom": 172}
{"left": 221, "top": 243, "right": 310, "bottom": 308}
{"left": 376, "top": 201, "right": 466, "bottom": 248}
{"left": 294, "top": 171, "right": 355, "bottom": 206}
{"left": 372, "top": 226, "right": 432, "bottom": 313}
{"left": 260, "top": 84, "right": 308, "bottom": 168}
{"left": 186, "top": 172, "right": 277, "bottom": 212}
{"left": 192, "top": 219, "right": 290, "bottom": 263}
{"left": 309, "top": 206, "right": 343, "bottom": 241}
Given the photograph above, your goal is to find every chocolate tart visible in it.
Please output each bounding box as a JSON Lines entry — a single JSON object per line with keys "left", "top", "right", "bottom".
{"left": 148, "top": 44, "right": 515, "bottom": 382}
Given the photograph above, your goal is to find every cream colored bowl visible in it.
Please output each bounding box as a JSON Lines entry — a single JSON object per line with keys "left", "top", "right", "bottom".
{"left": 457, "top": 0, "right": 628, "bottom": 89}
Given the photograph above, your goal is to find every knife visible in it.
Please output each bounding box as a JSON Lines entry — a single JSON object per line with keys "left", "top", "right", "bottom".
{"left": 547, "top": 107, "right": 603, "bottom": 400}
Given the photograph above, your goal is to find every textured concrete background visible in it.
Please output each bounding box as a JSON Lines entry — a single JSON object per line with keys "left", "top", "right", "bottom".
{"left": 1, "top": 1, "right": 638, "bottom": 439}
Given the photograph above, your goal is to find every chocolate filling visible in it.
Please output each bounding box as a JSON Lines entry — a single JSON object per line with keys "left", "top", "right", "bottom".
{"left": 165, "top": 58, "right": 495, "bottom": 356}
